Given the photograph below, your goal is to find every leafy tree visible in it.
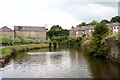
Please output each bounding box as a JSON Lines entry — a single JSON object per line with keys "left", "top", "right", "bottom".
{"left": 110, "top": 16, "right": 120, "bottom": 23}
{"left": 47, "top": 25, "right": 62, "bottom": 38}
{"left": 86, "top": 23, "right": 109, "bottom": 57}
{"left": 88, "top": 20, "right": 98, "bottom": 25}
{"left": 77, "top": 22, "right": 87, "bottom": 27}
{"left": 47, "top": 25, "right": 69, "bottom": 39}
{"left": 93, "top": 23, "right": 109, "bottom": 38}
{"left": 100, "top": 19, "right": 109, "bottom": 24}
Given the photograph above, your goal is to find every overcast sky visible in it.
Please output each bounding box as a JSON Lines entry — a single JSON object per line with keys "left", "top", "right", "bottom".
{"left": 0, "top": 0, "right": 119, "bottom": 30}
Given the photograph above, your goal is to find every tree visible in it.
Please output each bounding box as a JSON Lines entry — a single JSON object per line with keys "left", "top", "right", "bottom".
{"left": 93, "top": 23, "right": 109, "bottom": 38}
{"left": 88, "top": 20, "right": 98, "bottom": 25}
{"left": 47, "top": 25, "right": 69, "bottom": 39}
{"left": 87, "top": 23, "right": 109, "bottom": 57}
{"left": 77, "top": 22, "right": 87, "bottom": 27}
{"left": 110, "top": 16, "right": 120, "bottom": 23}
{"left": 100, "top": 19, "right": 109, "bottom": 24}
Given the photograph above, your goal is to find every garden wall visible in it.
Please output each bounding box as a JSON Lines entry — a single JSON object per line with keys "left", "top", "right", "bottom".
{"left": 105, "top": 37, "right": 120, "bottom": 63}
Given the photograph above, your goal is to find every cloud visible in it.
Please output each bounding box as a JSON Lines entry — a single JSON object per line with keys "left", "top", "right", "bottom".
{"left": 0, "top": 0, "right": 118, "bottom": 29}
{"left": 63, "top": 3, "right": 117, "bottom": 22}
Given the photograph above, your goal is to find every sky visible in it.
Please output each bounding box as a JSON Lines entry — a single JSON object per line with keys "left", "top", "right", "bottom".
{"left": 0, "top": 0, "right": 119, "bottom": 30}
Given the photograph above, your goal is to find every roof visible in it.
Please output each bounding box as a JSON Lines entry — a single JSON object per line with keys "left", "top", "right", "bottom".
{"left": 14, "top": 26, "right": 46, "bottom": 31}
{"left": 0, "top": 26, "right": 13, "bottom": 32}
{"left": 73, "top": 25, "right": 94, "bottom": 31}
{"left": 107, "top": 23, "right": 120, "bottom": 27}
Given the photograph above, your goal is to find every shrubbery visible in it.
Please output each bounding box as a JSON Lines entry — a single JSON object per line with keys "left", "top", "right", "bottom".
{"left": 83, "top": 23, "right": 109, "bottom": 57}
{"left": 53, "top": 40, "right": 58, "bottom": 48}
{"left": 50, "top": 36, "right": 82, "bottom": 47}
{"left": 1, "top": 36, "right": 44, "bottom": 46}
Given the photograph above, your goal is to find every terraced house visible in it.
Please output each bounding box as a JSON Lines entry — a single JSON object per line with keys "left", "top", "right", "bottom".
{"left": 69, "top": 25, "right": 94, "bottom": 38}
{"left": 69, "top": 23, "right": 120, "bottom": 38}
{"left": 14, "top": 26, "right": 47, "bottom": 40}
{"left": 107, "top": 22, "right": 120, "bottom": 34}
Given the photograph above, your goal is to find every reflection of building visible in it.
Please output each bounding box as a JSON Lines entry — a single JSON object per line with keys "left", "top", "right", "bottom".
{"left": 69, "top": 25, "right": 94, "bottom": 38}
{"left": 0, "top": 26, "right": 14, "bottom": 38}
{"left": 14, "top": 26, "right": 47, "bottom": 40}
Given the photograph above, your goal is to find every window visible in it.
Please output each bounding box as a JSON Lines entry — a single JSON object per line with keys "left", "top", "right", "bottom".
{"left": 89, "top": 29, "right": 91, "bottom": 32}
{"left": 82, "top": 30, "right": 85, "bottom": 33}
{"left": 114, "top": 27, "right": 116, "bottom": 29}
{"left": 76, "top": 31, "right": 78, "bottom": 34}
{"left": 117, "top": 26, "right": 119, "bottom": 29}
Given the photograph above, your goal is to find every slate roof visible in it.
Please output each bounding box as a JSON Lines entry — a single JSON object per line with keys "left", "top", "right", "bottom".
{"left": 14, "top": 26, "right": 46, "bottom": 31}
{"left": 0, "top": 26, "right": 13, "bottom": 32}
{"left": 107, "top": 23, "right": 120, "bottom": 27}
{"left": 73, "top": 25, "right": 95, "bottom": 31}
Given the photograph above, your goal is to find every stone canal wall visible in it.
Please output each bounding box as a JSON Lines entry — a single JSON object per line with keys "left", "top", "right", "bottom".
{"left": 105, "top": 37, "right": 120, "bottom": 63}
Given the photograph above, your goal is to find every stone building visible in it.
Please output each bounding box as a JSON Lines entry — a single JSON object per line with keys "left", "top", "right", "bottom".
{"left": 105, "top": 37, "right": 120, "bottom": 63}
{"left": 0, "top": 26, "right": 14, "bottom": 38}
{"left": 69, "top": 25, "right": 94, "bottom": 38}
{"left": 107, "top": 23, "right": 120, "bottom": 34}
{"left": 69, "top": 23, "right": 120, "bottom": 38}
{"left": 14, "top": 26, "right": 47, "bottom": 40}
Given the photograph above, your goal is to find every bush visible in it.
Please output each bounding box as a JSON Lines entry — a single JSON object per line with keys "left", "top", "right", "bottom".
{"left": 14, "top": 38, "right": 21, "bottom": 43}
{"left": 60, "top": 40, "right": 68, "bottom": 45}
{"left": 82, "top": 36, "right": 90, "bottom": 43}
{"left": 2, "top": 37, "right": 10, "bottom": 45}
{"left": 51, "top": 36, "right": 60, "bottom": 42}
{"left": 86, "top": 35, "right": 108, "bottom": 57}
{"left": 9, "top": 38, "right": 15, "bottom": 46}
{"left": 53, "top": 40, "right": 58, "bottom": 48}
{"left": 35, "top": 39, "right": 40, "bottom": 44}
{"left": 24, "top": 39, "right": 29, "bottom": 44}
{"left": 48, "top": 39, "right": 52, "bottom": 48}
{"left": 28, "top": 39, "right": 35, "bottom": 43}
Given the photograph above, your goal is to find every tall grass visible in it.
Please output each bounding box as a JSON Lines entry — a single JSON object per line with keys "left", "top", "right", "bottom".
{"left": 1, "top": 36, "right": 45, "bottom": 46}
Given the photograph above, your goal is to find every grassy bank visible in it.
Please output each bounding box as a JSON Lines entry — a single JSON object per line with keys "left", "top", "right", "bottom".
{"left": 0, "top": 44, "right": 51, "bottom": 60}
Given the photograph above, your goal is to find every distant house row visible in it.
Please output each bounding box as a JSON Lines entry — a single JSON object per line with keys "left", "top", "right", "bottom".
{"left": 69, "top": 23, "right": 120, "bottom": 38}
{"left": 0, "top": 26, "right": 47, "bottom": 40}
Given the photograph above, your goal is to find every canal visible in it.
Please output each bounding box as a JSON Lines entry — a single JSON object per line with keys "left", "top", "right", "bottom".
{"left": 0, "top": 47, "right": 120, "bottom": 78}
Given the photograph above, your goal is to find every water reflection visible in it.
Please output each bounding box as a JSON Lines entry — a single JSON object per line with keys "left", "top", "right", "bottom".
{"left": 0, "top": 47, "right": 120, "bottom": 78}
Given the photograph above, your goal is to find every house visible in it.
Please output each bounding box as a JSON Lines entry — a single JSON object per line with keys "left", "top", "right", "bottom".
{"left": 14, "top": 26, "right": 47, "bottom": 40}
{"left": 69, "top": 25, "right": 94, "bottom": 38}
{"left": 0, "top": 26, "right": 14, "bottom": 38}
{"left": 107, "top": 23, "right": 120, "bottom": 34}
{"left": 69, "top": 22, "right": 120, "bottom": 38}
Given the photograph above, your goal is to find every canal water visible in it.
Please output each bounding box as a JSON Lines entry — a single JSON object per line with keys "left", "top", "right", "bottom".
{"left": 0, "top": 47, "right": 120, "bottom": 78}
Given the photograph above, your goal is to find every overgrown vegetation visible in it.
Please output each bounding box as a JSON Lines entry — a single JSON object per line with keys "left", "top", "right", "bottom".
{"left": 1, "top": 37, "right": 46, "bottom": 46}
{"left": 0, "top": 44, "right": 49, "bottom": 59}
{"left": 83, "top": 23, "right": 109, "bottom": 57}
{"left": 47, "top": 25, "right": 69, "bottom": 39}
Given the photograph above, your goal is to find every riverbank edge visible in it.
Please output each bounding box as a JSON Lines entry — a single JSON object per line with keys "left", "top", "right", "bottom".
{"left": 0, "top": 44, "right": 53, "bottom": 63}
{"left": 82, "top": 41, "right": 120, "bottom": 64}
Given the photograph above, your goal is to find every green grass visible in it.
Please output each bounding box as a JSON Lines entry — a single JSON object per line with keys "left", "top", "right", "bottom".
{"left": 103, "top": 32, "right": 118, "bottom": 41}
{"left": 0, "top": 44, "right": 50, "bottom": 59}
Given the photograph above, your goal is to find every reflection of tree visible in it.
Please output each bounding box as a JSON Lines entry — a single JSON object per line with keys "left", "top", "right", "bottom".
{"left": 84, "top": 54, "right": 120, "bottom": 78}
{"left": 50, "top": 54, "right": 62, "bottom": 65}
{"left": 69, "top": 48, "right": 76, "bottom": 61}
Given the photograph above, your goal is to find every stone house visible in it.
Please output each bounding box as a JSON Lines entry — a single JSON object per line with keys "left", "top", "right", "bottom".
{"left": 14, "top": 26, "right": 47, "bottom": 40}
{"left": 0, "top": 26, "right": 14, "bottom": 38}
{"left": 69, "top": 25, "right": 94, "bottom": 38}
{"left": 107, "top": 23, "right": 120, "bottom": 34}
